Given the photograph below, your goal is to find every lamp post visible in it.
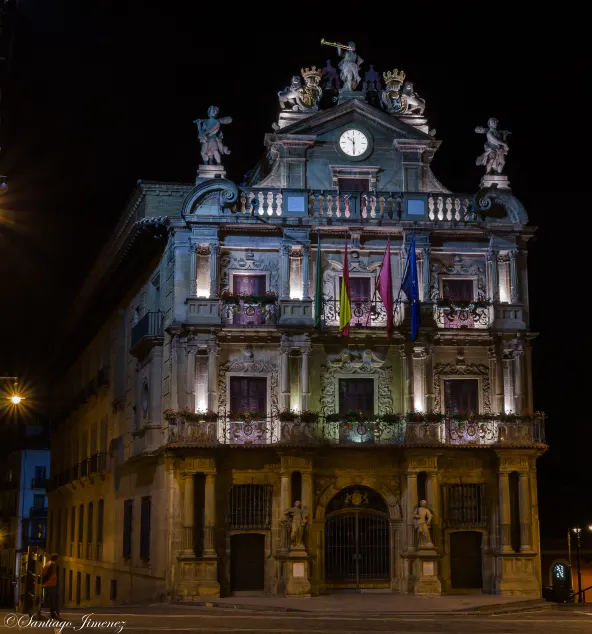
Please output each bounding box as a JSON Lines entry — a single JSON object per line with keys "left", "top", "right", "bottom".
{"left": 0, "top": 376, "right": 24, "bottom": 406}
{"left": 572, "top": 527, "right": 583, "bottom": 603}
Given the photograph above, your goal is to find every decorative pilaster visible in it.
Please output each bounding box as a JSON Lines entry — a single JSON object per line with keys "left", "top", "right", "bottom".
{"left": 424, "top": 343, "right": 435, "bottom": 413}
{"left": 302, "top": 244, "right": 310, "bottom": 299}
{"left": 204, "top": 473, "right": 217, "bottom": 557}
{"left": 207, "top": 341, "right": 219, "bottom": 412}
{"left": 495, "top": 339, "right": 505, "bottom": 414}
{"left": 513, "top": 339, "right": 525, "bottom": 415}
{"left": 502, "top": 348, "right": 514, "bottom": 414}
{"left": 280, "top": 243, "right": 291, "bottom": 300}
{"left": 422, "top": 247, "right": 431, "bottom": 301}
{"left": 189, "top": 242, "right": 198, "bottom": 298}
{"left": 406, "top": 472, "right": 418, "bottom": 550}
{"left": 280, "top": 339, "right": 290, "bottom": 411}
{"left": 498, "top": 471, "right": 513, "bottom": 553}
{"left": 509, "top": 249, "right": 519, "bottom": 304}
{"left": 186, "top": 346, "right": 196, "bottom": 413}
{"left": 426, "top": 472, "right": 440, "bottom": 547}
{"left": 488, "top": 246, "right": 500, "bottom": 303}
{"left": 182, "top": 474, "right": 196, "bottom": 557}
{"left": 519, "top": 473, "right": 534, "bottom": 552}
{"left": 209, "top": 244, "right": 220, "bottom": 298}
{"left": 401, "top": 344, "right": 415, "bottom": 414}
{"left": 300, "top": 339, "right": 311, "bottom": 411}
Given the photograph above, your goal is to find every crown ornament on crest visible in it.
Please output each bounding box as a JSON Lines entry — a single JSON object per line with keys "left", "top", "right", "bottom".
{"left": 301, "top": 66, "right": 322, "bottom": 83}
{"left": 383, "top": 69, "right": 406, "bottom": 85}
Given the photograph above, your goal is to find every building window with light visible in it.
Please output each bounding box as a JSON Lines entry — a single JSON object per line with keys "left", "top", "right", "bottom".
{"left": 339, "top": 378, "right": 374, "bottom": 416}
{"left": 229, "top": 377, "right": 267, "bottom": 416}
{"left": 443, "top": 378, "right": 479, "bottom": 413}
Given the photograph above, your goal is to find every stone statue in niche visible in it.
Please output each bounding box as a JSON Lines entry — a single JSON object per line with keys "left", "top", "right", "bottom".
{"left": 475, "top": 117, "right": 511, "bottom": 175}
{"left": 284, "top": 501, "right": 308, "bottom": 548}
{"left": 194, "top": 105, "right": 232, "bottom": 166}
{"left": 414, "top": 500, "right": 434, "bottom": 548}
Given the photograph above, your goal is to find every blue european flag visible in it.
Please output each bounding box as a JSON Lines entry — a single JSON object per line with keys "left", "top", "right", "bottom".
{"left": 402, "top": 234, "right": 420, "bottom": 341}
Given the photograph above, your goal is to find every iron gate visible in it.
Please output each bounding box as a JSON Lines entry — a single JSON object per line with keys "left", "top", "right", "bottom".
{"left": 325, "top": 511, "right": 390, "bottom": 585}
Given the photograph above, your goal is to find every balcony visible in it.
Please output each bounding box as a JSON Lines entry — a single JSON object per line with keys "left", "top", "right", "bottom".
{"left": 322, "top": 298, "right": 401, "bottom": 329}
{"left": 130, "top": 311, "right": 164, "bottom": 358}
{"left": 435, "top": 300, "right": 490, "bottom": 329}
{"left": 165, "top": 414, "right": 546, "bottom": 448}
{"left": 89, "top": 452, "right": 108, "bottom": 474}
{"left": 221, "top": 297, "right": 278, "bottom": 327}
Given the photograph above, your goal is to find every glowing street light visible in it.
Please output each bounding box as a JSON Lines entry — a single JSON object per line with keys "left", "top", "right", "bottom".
{"left": 1, "top": 376, "right": 24, "bottom": 406}
{"left": 10, "top": 394, "right": 22, "bottom": 405}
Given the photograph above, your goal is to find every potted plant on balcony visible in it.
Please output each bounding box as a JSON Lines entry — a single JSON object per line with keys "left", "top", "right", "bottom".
{"left": 229, "top": 410, "right": 265, "bottom": 423}
{"left": 299, "top": 410, "right": 320, "bottom": 424}
{"left": 277, "top": 409, "right": 299, "bottom": 422}
{"left": 379, "top": 412, "right": 402, "bottom": 423}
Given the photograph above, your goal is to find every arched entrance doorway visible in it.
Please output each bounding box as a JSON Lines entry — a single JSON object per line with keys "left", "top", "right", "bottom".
{"left": 325, "top": 486, "right": 390, "bottom": 589}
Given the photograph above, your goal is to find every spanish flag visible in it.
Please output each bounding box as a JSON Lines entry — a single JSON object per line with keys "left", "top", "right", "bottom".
{"left": 340, "top": 237, "right": 351, "bottom": 336}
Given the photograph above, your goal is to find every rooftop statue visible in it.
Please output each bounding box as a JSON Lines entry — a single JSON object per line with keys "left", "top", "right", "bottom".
{"left": 321, "top": 59, "right": 339, "bottom": 91}
{"left": 401, "top": 81, "right": 425, "bottom": 115}
{"left": 194, "top": 106, "right": 232, "bottom": 166}
{"left": 277, "top": 67, "right": 323, "bottom": 112}
{"left": 321, "top": 39, "right": 363, "bottom": 92}
{"left": 475, "top": 118, "right": 511, "bottom": 175}
{"left": 380, "top": 69, "right": 407, "bottom": 115}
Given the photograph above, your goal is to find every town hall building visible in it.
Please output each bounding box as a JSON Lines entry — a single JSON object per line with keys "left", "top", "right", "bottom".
{"left": 46, "top": 41, "right": 546, "bottom": 606}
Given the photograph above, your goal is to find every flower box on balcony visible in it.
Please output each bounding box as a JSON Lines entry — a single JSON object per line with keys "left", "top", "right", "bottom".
{"left": 379, "top": 413, "right": 402, "bottom": 423}
{"left": 407, "top": 412, "right": 445, "bottom": 423}
{"left": 299, "top": 410, "right": 320, "bottom": 424}
{"left": 228, "top": 411, "right": 266, "bottom": 423}
{"left": 220, "top": 291, "right": 278, "bottom": 305}
{"left": 163, "top": 408, "right": 218, "bottom": 422}
{"left": 277, "top": 409, "right": 299, "bottom": 422}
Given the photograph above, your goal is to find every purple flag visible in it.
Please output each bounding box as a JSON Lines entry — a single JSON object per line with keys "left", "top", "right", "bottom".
{"left": 377, "top": 237, "right": 394, "bottom": 337}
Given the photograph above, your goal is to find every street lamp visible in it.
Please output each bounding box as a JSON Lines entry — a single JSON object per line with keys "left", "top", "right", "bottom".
{"left": 0, "top": 376, "right": 24, "bottom": 406}
{"left": 571, "top": 525, "right": 592, "bottom": 603}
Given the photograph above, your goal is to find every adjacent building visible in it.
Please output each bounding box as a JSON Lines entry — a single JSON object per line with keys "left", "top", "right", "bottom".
{"left": 0, "top": 423, "right": 50, "bottom": 607}
{"left": 47, "top": 49, "right": 546, "bottom": 607}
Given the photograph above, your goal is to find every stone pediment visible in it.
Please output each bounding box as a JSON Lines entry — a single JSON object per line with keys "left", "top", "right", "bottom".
{"left": 272, "top": 99, "right": 433, "bottom": 143}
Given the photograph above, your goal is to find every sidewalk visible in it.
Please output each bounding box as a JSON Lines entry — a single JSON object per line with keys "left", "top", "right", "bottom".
{"left": 203, "top": 592, "right": 551, "bottom": 614}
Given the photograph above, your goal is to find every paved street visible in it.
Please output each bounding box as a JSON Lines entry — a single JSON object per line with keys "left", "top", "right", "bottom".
{"left": 1, "top": 606, "right": 591, "bottom": 634}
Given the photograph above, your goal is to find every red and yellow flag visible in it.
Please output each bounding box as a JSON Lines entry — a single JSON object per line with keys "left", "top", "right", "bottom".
{"left": 340, "top": 238, "right": 351, "bottom": 336}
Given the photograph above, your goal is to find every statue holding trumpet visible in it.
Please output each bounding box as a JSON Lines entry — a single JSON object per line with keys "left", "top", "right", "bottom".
{"left": 321, "top": 39, "right": 363, "bottom": 92}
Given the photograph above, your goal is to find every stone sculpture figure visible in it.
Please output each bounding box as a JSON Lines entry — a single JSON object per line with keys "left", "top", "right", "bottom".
{"left": 475, "top": 118, "right": 511, "bottom": 175}
{"left": 284, "top": 500, "right": 308, "bottom": 548}
{"left": 194, "top": 106, "right": 232, "bottom": 166}
{"left": 338, "top": 42, "right": 363, "bottom": 92}
{"left": 321, "top": 59, "right": 339, "bottom": 91}
{"left": 401, "top": 82, "right": 426, "bottom": 115}
{"left": 278, "top": 76, "right": 303, "bottom": 110}
{"left": 414, "top": 500, "right": 434, "bottom": 548}
{"left": 278, "top": 68, "right": 323, "bottom": 112}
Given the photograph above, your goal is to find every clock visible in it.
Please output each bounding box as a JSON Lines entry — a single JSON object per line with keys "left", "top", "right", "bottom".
{"left": 339, "top": 129, "right": 369, "bottom": 157}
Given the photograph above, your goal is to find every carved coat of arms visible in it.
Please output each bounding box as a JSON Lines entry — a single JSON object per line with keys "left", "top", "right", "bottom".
{"left": 345, "top": 489, "right": 369, "bottom": 507}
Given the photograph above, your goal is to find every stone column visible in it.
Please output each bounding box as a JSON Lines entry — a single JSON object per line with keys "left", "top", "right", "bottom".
{"left": 186, "top": 346, "right": 196, "bottom": 413}
{"left": 509, "top": 249, "right": 519, "bottom": 304}
{"left": 424, "top": 344, "right": 435, "bottom": 413}
{"left": 519, "top": 473, "right": 533, "bottom": 552}
{"left": 182, "top": 473, "right": 196, "bottom": 557}
{"left": 498, "top": 471, "right": 512, "bottom": 553}
{"left": 300, "top": 343, "right": 311, "bottom": 411}
{"left": 209, "top": 244, "right": 220, "bottom": 298}
{"left": 280, "top": 341, "right": 290, "bottom": 411}
{"left": 280, "top": 243, "right": 291, "bottom": 300}
{"left": 302, "top": 244, "right": 311, "bottom": 299}
{"left": 488, "top": 247, "right": 500, "bottom": 303}
{"left": 189, "top": 243, "right": 198, "bottom": 298}
{"left": 426, "top": 472, "right": 440, "bottom": 548}
{"left": 502, "top": 349, "right": 514, "bottom": 414}
{"left": 280, "top": 472, "right": 290, "bottom": 550}
{"left": 401, "top": 345, "right": 415, "bottom": 414}
{"left": 204, "top": 473, "right": 217, "bottom": 557}
{"left": 422, "top": 247, "right": 431, "bottom": 301}
{"left": 207, "top": 341, "right": 218, "bottom": 412}
{"left": 406, "top": 472, "right": 418, "bottom": 550}
{"left": 301, "top": 471, "right": 312, "bottom": 514}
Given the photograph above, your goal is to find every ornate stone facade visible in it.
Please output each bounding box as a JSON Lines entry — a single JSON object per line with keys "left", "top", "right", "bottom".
{"left": 46, "top": 49, "right": 544, "bottom": 608}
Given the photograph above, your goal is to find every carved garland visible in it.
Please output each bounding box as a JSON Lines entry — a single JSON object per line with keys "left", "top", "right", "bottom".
{"left": 433, "top": 362, "right": 491, "bottom": 413}
{"left": 320, "top": 350, "right": 393, "bottom": 415}
{"left": 219, "top": 253, "right": 279, "bottom": 295}
{"left": 217, "top": 360, "right": 279, "bottom": 417}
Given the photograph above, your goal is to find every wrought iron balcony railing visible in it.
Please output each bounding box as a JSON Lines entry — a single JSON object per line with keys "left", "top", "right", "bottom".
{"left": 322, "top": 298, "right": 402, "bottom": 329}
{"left": 165, "top": 415, "right": 546, "bottom": 448}
{"left": 220, "top": 298, "right": 278, "bottom": 327}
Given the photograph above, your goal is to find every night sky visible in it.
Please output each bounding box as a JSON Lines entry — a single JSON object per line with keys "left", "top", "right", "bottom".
{"left": 0, "top": 3, "right": 586, "bottom": 537}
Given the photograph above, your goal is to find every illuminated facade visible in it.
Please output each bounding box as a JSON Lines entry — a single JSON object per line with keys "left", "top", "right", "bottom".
{"left": 47, "top": 54, "right": 545, "bottom": 606}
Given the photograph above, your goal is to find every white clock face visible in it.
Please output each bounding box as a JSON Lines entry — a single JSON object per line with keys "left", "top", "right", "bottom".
{"left": 339, "top": 129, "right": 369, "bottom": 157}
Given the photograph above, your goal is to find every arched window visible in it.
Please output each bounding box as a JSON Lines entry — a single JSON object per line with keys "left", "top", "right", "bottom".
{"left": 291, "top": 471, "right": 302, "bottom": 505}
{"left": 417, "top": 472, "right": 427, "bottom": 505}
{"left": 509, "top": 471, "right": 521, "bottom": 553}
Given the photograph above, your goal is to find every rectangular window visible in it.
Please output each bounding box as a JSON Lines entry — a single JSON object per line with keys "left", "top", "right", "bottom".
{"left": 442, "top": 278, "right": 475, "bottom": 302}
{"left": 339, "top": 378, "right": 374, "bottom": 416}
{"left": 443, "top": 484, "right": 486, "bottom": 528}
{"left": 232, "top": 274, "right": 267, "bottom": 326}
{"left": 33, "top": 494, "right": 45, "bottom": 509}
{"left": 123, "top": 499, "right": 133, "bottom": 560}
{"left": 443, "top": 378, "right": 479, "bottom": 413}
{"left": 289, "top": 254, "right": 303, "bottom": 300}
{"left": 95, "top": 576, "right": 101, "bottom": 596}
{"left": 34, "top": 466, "right": 46, "bottom": 483}
{"left": 228, "top": 484, "right": 272, "bottom": 529}
{"left": 68, "top": 570, "right": 73, "bottom": 601}
{"left": 85, "top": 573, "right": 91, "bottom": 600}
{"left": 140, "top": 496, "right": 151, "bottom": 561}
{"left": 110, "top": 579, "right": 117, "bottom": 601}
{"left": 229, "top": 376, "right": 267, "bottom": 415}
{"left": 97, "top": 500, "right": 104, "bottom": 545}
{"left": 70, "top": 506, "right": 76, "bottom": 545}
{"left": 338, "top": 178, "right": 369, "bottom": 192}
